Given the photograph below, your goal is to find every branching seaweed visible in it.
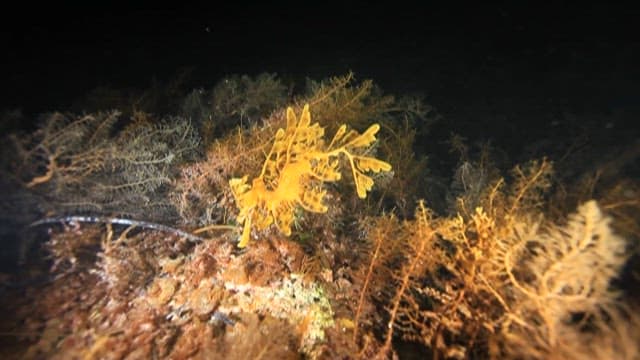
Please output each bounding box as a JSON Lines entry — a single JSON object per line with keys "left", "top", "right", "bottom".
{"left": 351, "top": 155, "right": 636, "bottom": 359}
{"left": 9, "top": 111, "right": 199, "bottom": 220}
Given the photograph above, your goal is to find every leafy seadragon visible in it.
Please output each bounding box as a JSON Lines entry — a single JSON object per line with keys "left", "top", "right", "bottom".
{"left": 229, "top": 103, "right": 392, "bottom": 247}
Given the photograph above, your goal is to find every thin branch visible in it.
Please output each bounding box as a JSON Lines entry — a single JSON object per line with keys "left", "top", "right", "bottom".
{"left": 30, "top": 216, "right": 205, "bottom": 243}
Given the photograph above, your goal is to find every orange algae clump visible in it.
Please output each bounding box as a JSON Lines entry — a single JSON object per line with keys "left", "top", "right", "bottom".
{"left": 229, "top": 103, "right": 392, "bottom": 247}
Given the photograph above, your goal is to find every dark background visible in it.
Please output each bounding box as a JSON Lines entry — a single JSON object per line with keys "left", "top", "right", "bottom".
{"left": 1, "top": 3, "right": 638, "bottom": 144}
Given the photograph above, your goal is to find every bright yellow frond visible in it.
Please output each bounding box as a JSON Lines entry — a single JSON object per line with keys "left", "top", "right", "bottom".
{"left": 344, "top": 124, "right": 380, "bottom": 149}
{"left": 354, "top": 171, "right": 375, "bottom": 199}
{"left": 355, "top": 156, "right": 392, "bottom": 173}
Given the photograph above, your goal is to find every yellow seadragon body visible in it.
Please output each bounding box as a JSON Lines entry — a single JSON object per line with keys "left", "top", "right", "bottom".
{"left": 230, "top": 104, "right": 392, "bottom": 247}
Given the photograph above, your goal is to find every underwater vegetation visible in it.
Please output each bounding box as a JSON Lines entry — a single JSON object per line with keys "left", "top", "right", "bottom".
{"left": 0, "top": 72, "right": 638, "bottom": 359}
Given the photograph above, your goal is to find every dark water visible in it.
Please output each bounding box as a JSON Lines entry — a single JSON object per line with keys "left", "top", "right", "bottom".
{"left": 2, "top": 5, "right": 637, "bottom": 120}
